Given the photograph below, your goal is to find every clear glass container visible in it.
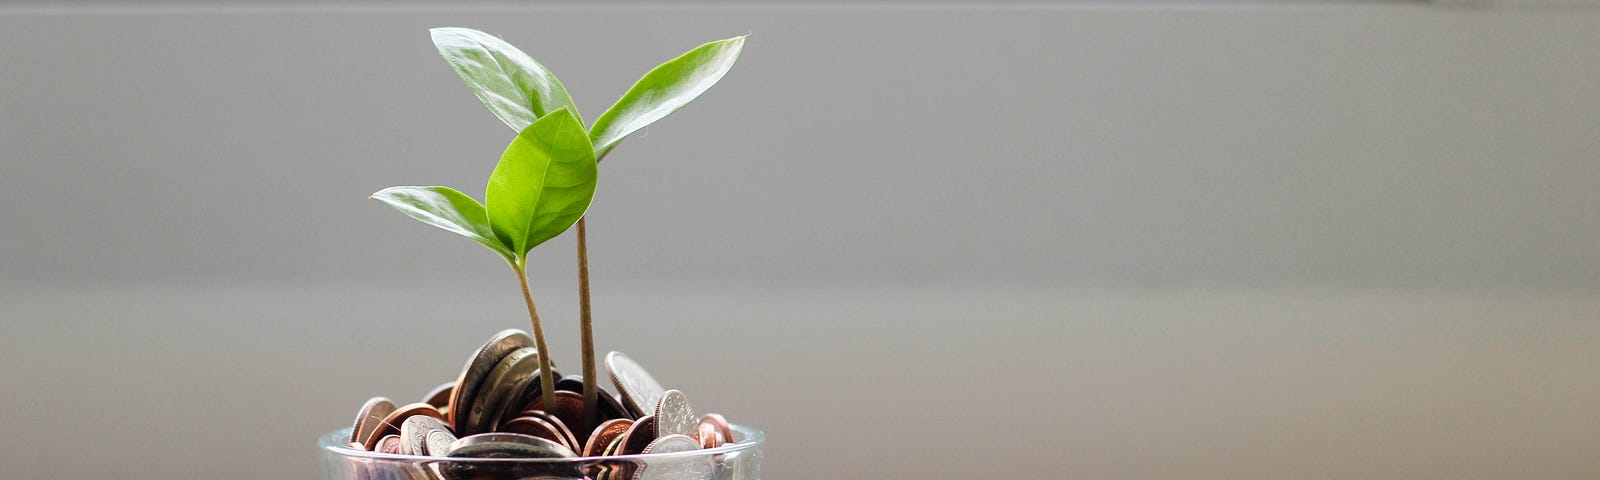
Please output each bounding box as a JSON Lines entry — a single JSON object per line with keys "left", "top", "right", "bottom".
{"left": 318, "top": 425, "right": 763, "bottom": 480}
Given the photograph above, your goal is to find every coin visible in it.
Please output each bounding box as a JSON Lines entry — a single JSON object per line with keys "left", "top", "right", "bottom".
{"left": 422, "top": 381, "right": 454, "bottom": 409}
{"left": 503, "top": 371, "right": 571, "bottom": 426}
{"left": 440, "top": 433, "right": 583, "bottom": 480}
{"left": 608, "top": 427, "right": 633, "bottom": 457}
{"left": 640, "top": 433, "right": 698, "bottom": 455}
{"left": 617, "top": 415, "right": 658, "bottom": 456}
{"left": 365, "top": 403, "right": 446, "bottom": 451}
{"left": 602, "top": 432, "right": 627, "bottom": 456}
{"left": 535, "top": 410, "right": 583, "bottom": 453}
{"left": 519, "top": 391, "right": 588, "bottom": 444}
{"left": 556, "top": 374, "right": 585, "bottom": 393}
{"left": 446, "top": 433, "right": 576, "bottom": 459}
{"left": 698, "top": 413, "right": 734, "bottom": 443}
{"left": 500, "top": 415, "right": 570, "bottom": 452}
{"left": 352, "top": 397, "right": 397, "bottom": 445}
{"left": 635, "top": 434, "right": 711, "bottom": 480}
{"left": 594, "top": 433, "right": 631, "bottom": 480}
{"left": 466, "top": 346, "right": 541, "bottom": 435}
{"left": 401, "top": 415, "right": 453, "bottom": 456}
{"left": 346, "top": 441, "right": 367, "bottom": 451}
{"left": 606, "top": 352, "right": 666, "bottom": 418}
{"left": 447, "top": 329, "right": 532, "bottom": 432}
{"left": 347, "top": 334, "right": 732, "bottom": 467}
{"left": 597, "top": 388, "right": 633, "bottom": 421}
{"left": 653, "top": 389, "right": 695, "bottom": 437}
{"left": 553, "top": 384, "right": 632, "bottom": 422}
{"left": 583, "top": 419, "right": 634, "bottom": 457}
{"left": 424, "top": 430, "right": 457, "bottom": 457}
{"left": 694, "top": 423, "right": 721, "bottom": 449}
{"left": 377, "top": 434, "right": 403, "bottom": 454}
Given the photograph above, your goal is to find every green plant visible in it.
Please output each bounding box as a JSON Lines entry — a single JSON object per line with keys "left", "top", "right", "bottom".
{"left": 372, "top": 106, "right": 597, "bottom": 415}
{"left": 376, "top": 27, "right": 745, "bottom": 426}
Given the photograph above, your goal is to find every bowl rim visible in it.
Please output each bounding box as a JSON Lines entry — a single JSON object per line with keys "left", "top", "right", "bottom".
{"left": 319, "top": 423, "right": 764, "bottom": 463}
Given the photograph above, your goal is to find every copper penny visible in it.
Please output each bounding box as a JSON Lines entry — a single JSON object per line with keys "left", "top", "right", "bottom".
{"left": 519, "top": 390, "right": 588, "bottom": 443}
{"left": 377, "top": 434, "right": 403, "bottom": 455}
{"left": 698, "top": 413, "right": 735, "bottom": 443}
{"left": 556, "top": 374, "right": 585, "bottom": 393}
{"left": 695, "top": 422, "right": 721, "bottom": 449}
{"left": 552, "top": 386, "right": 632, "bottom": 423}
{"left": 351, "top": 396, "right": 396, "bottom": 445}
{"left": 447, "top": 329, "right": 532, "bottom": 432}
{"left": 421, "top": 381, "right": 454, "bottom": 409}
{"left": 364, "top": 402, "right": 444, "bottom": 451}
{"left": 500, "top": 415, "right": 571, "bottom": 452}
{"left": 527, "top": 410, "right": 582, "bottom": 453}
{"left": 617, "top": 415, "right": 657, "bottom": 456}
{"left": 583, "top": 418, "right": 633, "bottom": 457}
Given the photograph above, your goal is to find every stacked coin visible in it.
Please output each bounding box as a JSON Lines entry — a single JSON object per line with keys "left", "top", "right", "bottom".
{"left": 347, "top": 330, "right": 739, "bottom": 466}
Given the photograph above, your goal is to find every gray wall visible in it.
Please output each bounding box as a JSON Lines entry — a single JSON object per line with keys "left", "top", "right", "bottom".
{"left": 1, "top": 3, "right": 1597, "bottom": 480}
{"left": 2, "top": 3, "right": 1596, "bottom": 289}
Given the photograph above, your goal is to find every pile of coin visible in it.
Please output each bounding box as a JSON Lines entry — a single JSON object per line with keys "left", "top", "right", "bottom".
{"left": 347, "top": 329, "right": 738, "bottom": 468}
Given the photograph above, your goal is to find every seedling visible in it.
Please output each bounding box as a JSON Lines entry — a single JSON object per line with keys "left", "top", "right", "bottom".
{"left": 373, "top": 27, "right": 744, "bottom": 428}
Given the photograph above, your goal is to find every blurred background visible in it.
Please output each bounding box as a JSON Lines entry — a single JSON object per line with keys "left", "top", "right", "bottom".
{"left": 1, "top": 1, "right": 1597, "bottom": 479}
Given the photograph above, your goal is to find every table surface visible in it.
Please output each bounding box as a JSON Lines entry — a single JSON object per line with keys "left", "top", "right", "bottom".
{"left": 2, "top": 283, "right": 1594, "bottom": 479}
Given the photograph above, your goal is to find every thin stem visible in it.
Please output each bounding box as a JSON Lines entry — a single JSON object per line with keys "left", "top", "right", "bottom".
{"left": 514, "top": 261, "right": 558, "bottom": 414}
{"left": 577, "top": 218, "right": 599, "bottom": 433}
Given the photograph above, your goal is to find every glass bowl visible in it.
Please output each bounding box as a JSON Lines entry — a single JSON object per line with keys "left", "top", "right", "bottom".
{"left": 318, "top": 424, "right": 764, "bottom": 480}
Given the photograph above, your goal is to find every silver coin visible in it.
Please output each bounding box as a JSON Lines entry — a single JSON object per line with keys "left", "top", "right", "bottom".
{"left": 446, "top": 433, "right": 576, "bottom": 459}
{"left": 466, "top": 347, "right": 541, "bottom": 435}
{"left": 606, "top": 352, "right": 665, "bottom": 418}
{"left": 424, "top": 429, "right": 458, "bottom": 457}
{"left": 352, "top": 396, "right": 397, "bottom": 445}
{"left": 438, "top": 434, "right": 583, "bottom": 480}
{"left": 640, "top": 434, "right": 700, "bottom": 455}
{"left": 401, "top": 415, "right": 453, "bottom": 456}
{"left": 635, "top": 434, "right": 712, "bottom": 480}
{"left": 448, "top": 329, "right": 532, "bottom": 432}
{"left": 653, "top": 390, "right": 696, "bottom": 437}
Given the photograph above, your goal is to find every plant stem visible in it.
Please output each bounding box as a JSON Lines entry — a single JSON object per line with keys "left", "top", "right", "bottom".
{"left": 514, "top": 261, "right": 558, "bottom": 414}
{"left": 576, "top": 218, "right": 599, "bottom": 433}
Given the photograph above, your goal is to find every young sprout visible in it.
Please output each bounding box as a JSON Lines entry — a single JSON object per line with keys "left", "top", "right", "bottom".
{"left": 426, "top": 27, "right": 745, "bottom": 430}
{"left": 371, "top": 107, "right": 597, "bottom": 416}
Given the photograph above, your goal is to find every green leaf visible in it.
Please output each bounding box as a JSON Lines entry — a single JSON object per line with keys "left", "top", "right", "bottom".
{"left": 486, "top": 108, "right": 598, "bottom": 256}
{"left": 430, "top": 27, "right": 582, "bottom": 133}
{"left": 370, "top": 186, "right": 514, "bottom": 260}
{"left": 589, "top": 36, "right": 746, "bottom": 160}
